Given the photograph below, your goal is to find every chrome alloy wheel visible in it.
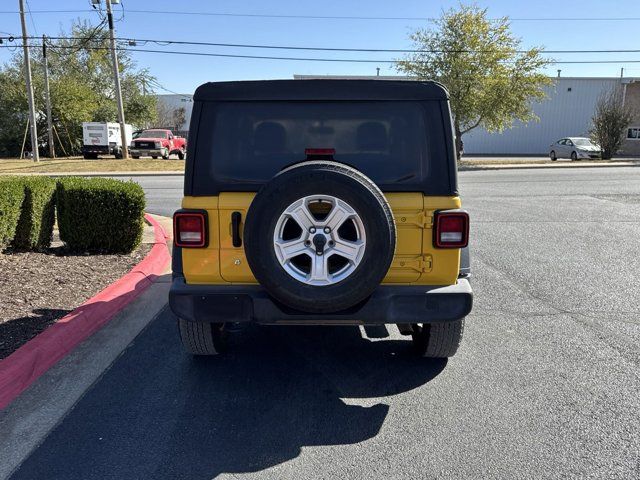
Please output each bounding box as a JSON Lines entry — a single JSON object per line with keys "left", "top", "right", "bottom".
{"left": 273, "top": 195, "right": 366, "bottom": 286}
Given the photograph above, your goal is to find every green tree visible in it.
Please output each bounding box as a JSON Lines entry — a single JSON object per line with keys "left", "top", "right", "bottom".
{"left": 155, "top": 102, "right": 186, "bottom": 131}
{"left": 0, "top": 20, "right": 157, "bottom": 157}
{"left": 590, "top": 87, "right": 634, "bottom": 160}
{"left": 396, "top": 4, "right": 552, "bottom": 159}
{"left": 172, "top": 106, "right": 187, "bottom": 131}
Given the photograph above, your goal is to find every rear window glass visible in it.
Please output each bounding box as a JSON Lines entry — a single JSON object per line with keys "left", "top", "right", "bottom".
{"left": 139, "top": 130, "right": 167, "bottom": 139}
{"left": 198, "top": 101, "right": 433, "bottom": 186}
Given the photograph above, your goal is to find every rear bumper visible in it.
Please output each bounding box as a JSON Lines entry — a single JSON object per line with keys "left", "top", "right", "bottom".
{"left": 82, "top": 145, "right": 112, "bottom": 154}
{"left": 577, "top": 151, "right": 601, "bottom": 159}
{"left": 169, "top": 277, "right": 473, "bottom": 325}
{"left": 129, "top": 148, "right": 164, "bottom": 157}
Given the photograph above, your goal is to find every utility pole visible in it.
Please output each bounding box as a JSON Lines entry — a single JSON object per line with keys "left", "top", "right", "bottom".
{"left": 105, "top": 0, "right": 129, "bottom": 158}
{"left": 42, "top": 35, "right": 55, "bottom": 158}
{"left": 19, "top": 0, "right": 39, "bottom": 162}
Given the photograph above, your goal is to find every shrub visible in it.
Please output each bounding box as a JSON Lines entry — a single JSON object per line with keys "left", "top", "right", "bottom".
{"left": 0, "top": 177, "right": 25, "bottom": 250}
{"left": 56, "top": 177, "right": 146, "bottom": 253}
{"left": 13, "top": 177, "right": 57, "bottom": 251}
{"left": 590, "top": 87, "right": 634, "bottom": 160}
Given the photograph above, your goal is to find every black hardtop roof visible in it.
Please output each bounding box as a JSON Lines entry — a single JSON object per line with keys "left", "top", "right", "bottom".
{"left": 193, "top": 79, "right": 449, "bottom": 102}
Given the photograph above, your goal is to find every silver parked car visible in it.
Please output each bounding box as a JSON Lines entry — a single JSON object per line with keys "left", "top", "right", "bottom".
{"left": 549, "top": 137, "right": 602, "bottom": 161}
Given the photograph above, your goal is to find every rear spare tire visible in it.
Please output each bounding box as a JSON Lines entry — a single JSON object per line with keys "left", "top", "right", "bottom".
{"left": 244, "top": 161, "right": 396, "bottom": 313}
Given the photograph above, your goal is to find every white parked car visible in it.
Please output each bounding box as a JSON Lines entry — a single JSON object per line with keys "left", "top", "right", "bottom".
{"left": 549, "top": 137, "right": 601, "bottom": 161}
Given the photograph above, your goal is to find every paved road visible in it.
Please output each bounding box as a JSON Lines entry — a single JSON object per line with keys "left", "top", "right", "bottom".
{"left": 125, "top": 175, "right": 184, "bottom": 217}
{"left": 11, "top": 168, "right": 640, "bottom": 479}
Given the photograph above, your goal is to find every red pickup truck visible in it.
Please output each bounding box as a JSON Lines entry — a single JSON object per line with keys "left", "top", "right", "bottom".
{"left": 129, "top": 129, "right": 187, "bottom": 159}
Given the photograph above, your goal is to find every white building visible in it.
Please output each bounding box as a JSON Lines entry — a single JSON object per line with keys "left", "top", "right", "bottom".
{"left": 155, "top": 94, "right": 194, "bottom": 134}
{"left": 294, "top": 74, "right": 640, "bottom": 156}
{"left": 464, "top": 77, "right": 624, "bottom": 155}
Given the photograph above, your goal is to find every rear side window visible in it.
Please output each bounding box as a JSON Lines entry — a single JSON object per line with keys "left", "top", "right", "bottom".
{"left": 190, "top": 100, "right": 453, "bottom": 194}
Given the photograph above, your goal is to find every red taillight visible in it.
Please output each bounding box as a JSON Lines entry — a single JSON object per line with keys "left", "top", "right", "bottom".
{"left": 305, "top": 148, "right": 335, "bottom": 158}
{"left": 434, "top": 211, "right": 469, "bottom": 248}
{"left": 174, "top": 212, "right": 206, "bottom": 248}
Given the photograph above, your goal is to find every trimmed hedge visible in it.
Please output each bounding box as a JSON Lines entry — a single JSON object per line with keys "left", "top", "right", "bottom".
{"left": 57, "top": 177, "right": 146, "bottom": 253}
{"left": 0, "top": 177, "right": 25, "bottom": 250}
{"left": 13, "top": 177, "right": 57, "bottom": 251}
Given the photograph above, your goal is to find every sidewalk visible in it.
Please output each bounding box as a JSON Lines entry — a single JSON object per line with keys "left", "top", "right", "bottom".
{"left": 459, "top": 159, "right": 640, "bottom": 171}
{"left": 0, "top": 276, "right": 172, "bottom": 479}
{"left": 0, "top": 214, "right": 173, "bottom": 479}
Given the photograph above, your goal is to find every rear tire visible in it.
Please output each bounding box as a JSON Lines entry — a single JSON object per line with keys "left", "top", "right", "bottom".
{"left": 178, "top": 319, "right": 227, "bottom": 355}
{"left": 162, "top": 148, "right": 170, "bottom": 160}
{"left": 83, "top": 153, "right": 98, "bottom": 160}
{"left": 152, "top": 156, "right": 158, "bottom": 159}
{"left": 177, "top": 148, "right": 185, "bottom": 160}
{"left": 571, "top": 151, "right": 578, "bottom": 161}
{"left": 549, "top": 150, "right": 557, "bottom": 161}
{"left": 411, "top": 319, "right": 464, "bottom": 358}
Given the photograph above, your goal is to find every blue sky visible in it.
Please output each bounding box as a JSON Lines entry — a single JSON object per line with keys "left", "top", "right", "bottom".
{"left": 1, "top": 0, "right": 640, "bottom": 94}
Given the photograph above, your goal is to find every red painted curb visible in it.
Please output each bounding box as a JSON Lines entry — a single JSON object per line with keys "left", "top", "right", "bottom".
{"left": 0, "top": 214, "right": 171, "bottom": 410}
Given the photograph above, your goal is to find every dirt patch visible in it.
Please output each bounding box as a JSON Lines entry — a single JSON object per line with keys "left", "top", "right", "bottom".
{"left": 0, "top": 244, "right": 151, "bottom": 359}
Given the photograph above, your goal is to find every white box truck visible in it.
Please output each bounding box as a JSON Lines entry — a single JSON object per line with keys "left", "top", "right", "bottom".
{"left": 81, "top": 122, "right": 133, "bottom": 159}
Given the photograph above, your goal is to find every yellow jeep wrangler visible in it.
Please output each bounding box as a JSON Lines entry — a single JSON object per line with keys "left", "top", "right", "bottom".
{"left": 169, "top": 80, "right": 472, "bottom": 358}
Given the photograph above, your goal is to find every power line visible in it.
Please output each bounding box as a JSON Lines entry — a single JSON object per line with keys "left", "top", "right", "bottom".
{"left": 121, "top": 50, "right": 640, "bottom": 65}
{"left": 5, "top": 43, "right": 640, "bottom": 65}
{"left": 25, "top": 0, "right": 38, "bottom": 36}
{"left": 14, "top": 35, "right": 640, "bottom": 55}
{"left": 124, "top": 12, "right": 640, "bottom": 22}
{"left": 2, "top": 9, "right": 640, "bottom": 22}
{"left": 148, "top": 79, "right": 192, "bottom": 98}
{"left": 1, "top": 44, "right": 397, "bottom": 63}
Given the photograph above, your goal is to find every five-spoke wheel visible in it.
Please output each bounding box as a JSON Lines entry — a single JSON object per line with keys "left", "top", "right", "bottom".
{"left": 273, "top": 195, "right": 366, "bottom": 286}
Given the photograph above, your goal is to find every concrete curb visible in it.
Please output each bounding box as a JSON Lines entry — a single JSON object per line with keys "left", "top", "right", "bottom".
{"left": 0, "top": 214, "right": 171, "bottom": 411}
{"left": 459, "top": 161, "right": 640, "bottom": 171}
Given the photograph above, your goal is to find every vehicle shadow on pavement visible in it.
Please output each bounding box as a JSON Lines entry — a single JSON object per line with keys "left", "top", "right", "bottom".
{"left": 11, "top": 311, "right": 446, "bottom": 480}
{"left": 155, "top": 323, "right": 448, "bottom": 479}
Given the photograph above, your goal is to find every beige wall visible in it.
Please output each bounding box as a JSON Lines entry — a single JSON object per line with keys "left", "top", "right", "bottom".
{"left": 620, "top": 81, "right": 640, "bottom": 156}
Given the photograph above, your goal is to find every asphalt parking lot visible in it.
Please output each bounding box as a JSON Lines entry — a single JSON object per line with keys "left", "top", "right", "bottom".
{"left": 7, "top": 167, "right": 640, "bottom": 479}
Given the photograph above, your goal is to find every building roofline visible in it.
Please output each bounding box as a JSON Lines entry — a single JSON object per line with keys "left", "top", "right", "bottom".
{"left": 156, "top": 93, "right": 193, "bottom": 97}
{"left": 294, "top": 74, "right": 639, "bottom": 82}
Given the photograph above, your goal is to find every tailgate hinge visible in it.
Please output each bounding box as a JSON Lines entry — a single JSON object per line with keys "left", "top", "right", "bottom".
{"left": 396, "top": 212, "right": 433, "bottom": 228}
{"left": 392, "top": 255, "right": 432, "bottom": 273}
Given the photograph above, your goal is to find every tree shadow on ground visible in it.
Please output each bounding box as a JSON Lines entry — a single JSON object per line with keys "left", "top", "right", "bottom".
{"left": 0, "top": 308, "right": 71, "bottom": 359}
